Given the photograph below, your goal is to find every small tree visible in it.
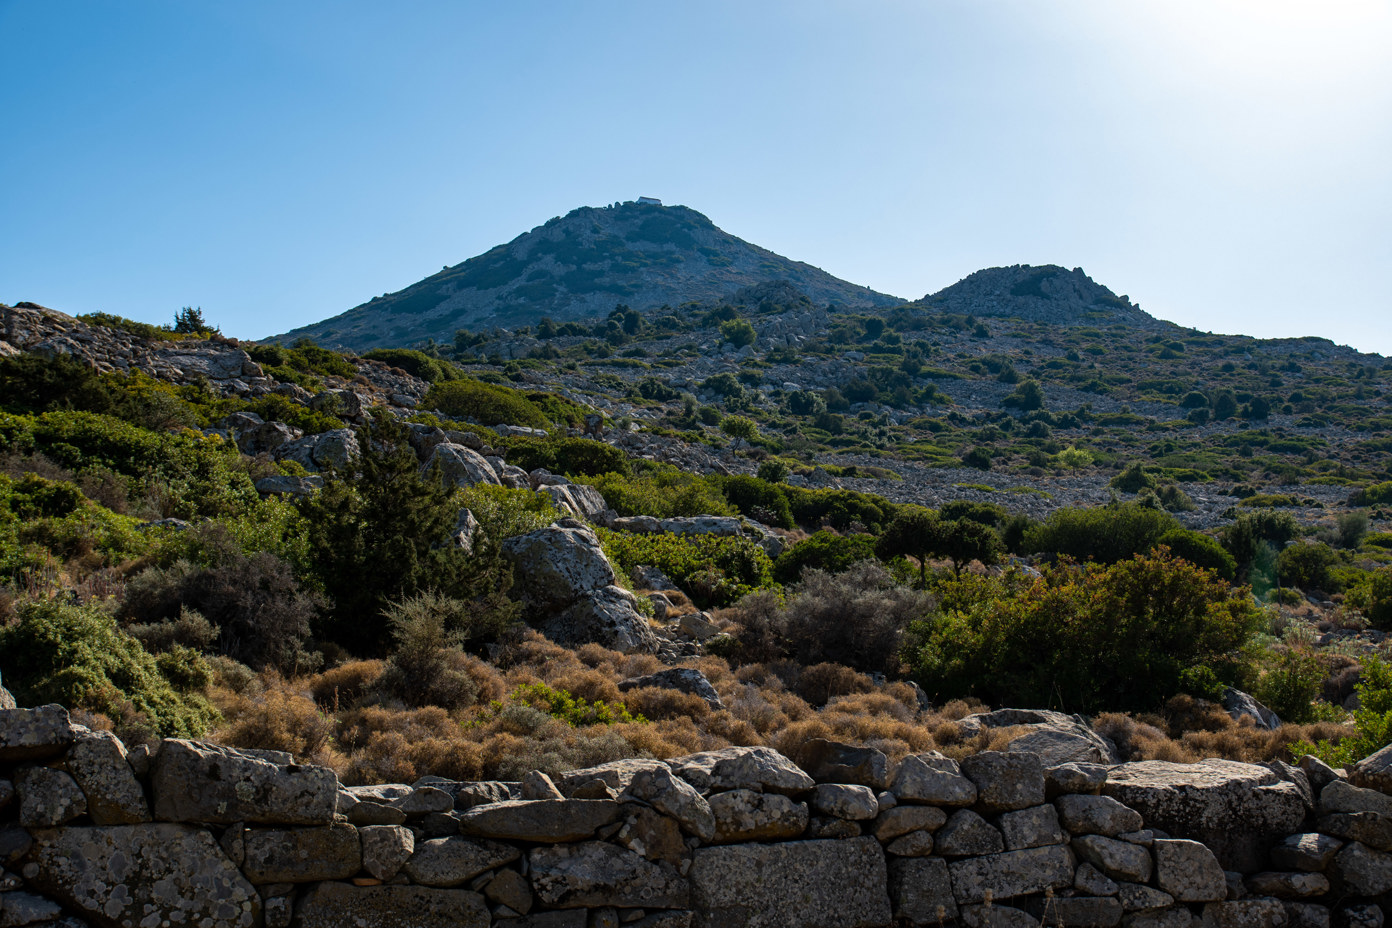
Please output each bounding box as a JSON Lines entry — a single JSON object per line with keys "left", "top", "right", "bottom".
{"left": 172, "top": 306, "right": 217, "bottom": 335}
{"left": 720, "top": 415, "right": 759, "bottom": 444}
{"left": 1002, "top": 379, "right": 1045, "bottom": 411}
{"left": 938, "top": 519, "right": 1005, "bottom": 577}
{"left": 876, "top": 506, "right": 941, "bottom": 587}
{"left": 719, "top": 318, "right": 756, "bottom": 348}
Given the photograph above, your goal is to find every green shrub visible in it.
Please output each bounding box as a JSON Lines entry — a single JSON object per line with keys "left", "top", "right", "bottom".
{"left": 1279, "top": 542, "right": 1339, "bottom": 592}
{"left": 503, "top": 438, "right": 630, "bottom": 478}
{"left": 581, "top": 467, "right": 734, "bottom": 520}
{"left": 598, "top": 529, "right": 773, "bottom": 609}
{"left": 1110, "top": 463, "right": 1157, "bottom": 494}
{"left": 457, "top": 484, "right": 560, "bottom": 539}
{"left": 497, "top": 682, "right": 644, "bottom": 726}
{"left": 0, "top": 599, "right": 218, "bottom": 738}
{"left": 1155, "top": 530, "right": 1237, "bottom": 581}
{"left": 782, "top": 486, "right": 895, "bottom": 533}
{"left": 1351, "top": 482, "right": 1392, "bottom": 507}
{"left": 1292, "top": 656, "right": 1392, "bottom": 767}
{"left": 361, "top": 348, "right": 458, "bottom": 383}
{"left": 1253, "top": 646, "right": 1328, "bottom": 724}
{"left": 1348, "top": 567, "right": 1392, "bottom": 629}
{"left": 773, "top": 530, "right": 877, "bottom": 584}
{"left": 248, "top": 340, "right": 356, "bottom": 379}
{"left": 938, "top": 501, "right": 1008, "bottom": 527}
{"left": 1025, "top": 503, "right": 1180, "bottom": 565}
{"left": 244, "top": 395, "right": 343, "bottom": 435}
{"left": 905, "top": 552, "right": 1263, "bottom": 713}
{"left": 716, "top": 475, "right": 794, "bottom": 529}
{"left": 421, "top": 379, "right": 551, "bottom": 429}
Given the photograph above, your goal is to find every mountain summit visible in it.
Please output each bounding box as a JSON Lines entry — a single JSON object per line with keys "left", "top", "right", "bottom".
{"left": 919, "top": 264, "right": 1156, "bottom": 327}
{"left": 275, "top": 201, "right": 899, "bottom": 351}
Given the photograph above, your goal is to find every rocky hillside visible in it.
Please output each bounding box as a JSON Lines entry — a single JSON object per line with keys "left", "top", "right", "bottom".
{"left": 915, "top": 265, "right": 1158, "bottom": 327}
{"left": 274, "top": 202, "right": 901, "bottom": 352}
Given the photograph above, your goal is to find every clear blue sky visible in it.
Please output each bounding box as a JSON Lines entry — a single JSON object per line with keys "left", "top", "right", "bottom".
{"left": 3, "top": 1, "right": 1389, "bottom": 354}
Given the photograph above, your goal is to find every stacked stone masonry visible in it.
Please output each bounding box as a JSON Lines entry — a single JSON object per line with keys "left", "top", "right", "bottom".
{"left": 7, "top": 701, "right": 1392, "bottom": 928}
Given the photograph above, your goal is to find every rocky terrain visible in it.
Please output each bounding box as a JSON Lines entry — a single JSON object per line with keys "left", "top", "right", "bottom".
{"left": 274, "top": 202, "right": 900, "bottom": 351}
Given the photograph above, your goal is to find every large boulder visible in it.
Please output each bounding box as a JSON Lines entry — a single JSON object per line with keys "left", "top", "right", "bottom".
{"left": 293, "top": 882, "right": 489, "bottom": 928}
{"left": 544, "top": 585, "right": 659, "bottom": 654}
{"left": 67, "top": 727, "right": 151, "bottom": 825}
{"left": 151, "top": 739, "right": 338, "bottom": 825}
{"left": 456, "top": 798, "right": 624, "bottom": 843}
{"left": 958, "top": 709, "right": 1121, "bottom": 766}
{"left": 0, "top": 704, "right": 74, "bottom": 762}
{"left": 540, "top": 484, "right": 609, "bottom": 522}
{"left": 708, "top": 789, "right": 809, "bottom": 843}
{"left": 528, "top": 841, "right": 690, "bottom": 909}
{"left": 659, "top": 516, "right": 743, "bottom": 537}
{"left": 26, "top": 823, "right": 261, "bottom": 928}
{"left": 689, "top": 836, "right": 891, "bottom": 928}
{"left": 1222, "top": 688, "right": 1282, "bottom": 731}
{"left": 625, "top": 765, "right": 717, "bottom": 841}
{"left": 1103, "top": 759, "right": 1307, "bottom": 872}
{"left": 960, "top": 751, "right": 1045, "bottom": 813}
{"left": 1350, "top": 743, "right": 1392, "bottom": 795}
{"left": 403, "top": 836, "right": 521, "bottom": 887}
{"left": 889, "top": 856, "right": 959, "bottom": 925}
{"left": 503, "top": 523, "right": 618, "bottom": 613}
{"left": 668, "top": 746, "right": 815, "bottom": 796}
{"left": 946, "top": 845, "right": 1075, "bottom": 905}
{"left": 275, "top": 428, "right": 360, "bottom": 473}
{"left": 796, "top": 739, "right": 891, "bottom": 791}
{"left": 233, "top": 823, "right": 362, "bottom": 882}
{"left": 891, "top": 752, "right": 978, "bottom": 807}
{"left": 421, "top": 442, "right": 500, "bottom": 488}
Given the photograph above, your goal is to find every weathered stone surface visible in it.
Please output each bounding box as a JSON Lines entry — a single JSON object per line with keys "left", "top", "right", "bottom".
{"left": 1318, "top": 813, "right": 1392, "bottom": 851}
{"left": 961, "top": 751, "right": 1045, "bottom": 813}
{"left": 521, "top": 770, "right": 565, "bottom": 801}
{"left": 503, "top": 523, "right": 617, "bottom": 613}
{"left": 619, "top": 669, "right": 724, "bottom": 711}
{"left": 1155, "top": 839, "right": 1228, "bottom": 902}
{"left": 0, "top": 891, "right": 64, "bottom": 926}
{"left": 484, "top": 868, "right": 535, "bottom": 915}
{"left": 1349, "top": 743, "right": 1392, "bottom": 795}
{"left": 361, "top": 824, "right": 415, "bottom": 880}
{"left": 797, "top": 739, "right": 891, "bottom": 791}
{"left": 1124, "top": 909, "right": 1196, "bottom": 928}
{"left": 998, "top": 804, "right": 1064, "bottom": 850}
{"left": 669, "top": 746, "right": 815, "bottom": 796}
{"left": 1320, "top": 779, "right": 1392, "bottom": 819}
{"left": 391, "top": 786, "right": 454, "bottom": 817}
{"left": 456, "top": 798, "right": 623, "bottom": 842}
{"left": 276, "top": 428, "right": 359, "bottom": 473}
{"left": 1117, "top": 882, "right": 1175, "bottom": 912}
{"left": 936, "top": 809, "right": 1005, "bottom": 857}
{"left": 614, "top": 804, "right": 687, "bottom": 864}
{"left": 548, "top": 585, "right": 660, "bottom": 655}
{"left": 0, "top": 826, "right": 32, "bottom": 866}
{"left": 1073, "top": 835, "right": 1154, "bottom": 883}
{"left": 16, "top": 765, "right": 87, "bottom": 826}
{"left": 561, "top": 759, "right": 669, "bottom": 796}
{"left": 540, "top": 483, "right": 609, "bottom": 522}
{"left": 0, "top": 674, "right": 13, "bottom": 711}
{"left": 1270, "top": 834, "right": 1343, "bottom": 873}
{"left": 421, "top": 442, "right": 500, "bottom": 488}
{"left": 873, "top": 805, "right": 947, "bottom": 842}
{"left": 961, "top": 904, "right": 1040, "bottom": 928}
{"left": 1057, "top": 794, "right": 1144, "bottom": 837}
{"left": 1244, "top": 872, "right": 1331, "bottom": 899}
{"left": 1104, "top": 759, "right": 1307, "bottom": 872}
{"left": 625, "top": 765, "right": 716, "bottom": 841}
{"left": 946, "top": 845, "right": 1075, "bottom": 905}
{"left": 494, "top": 913, "right": 586, "bottom": 928}
{"left": 27, "top": 824, "right": 260, "bottom": 928}
{"left": 529, "top": 841, "right": 689, "bottom": 909}
{"left": 151, "top": 739, "right": 338, "bottom": 825}
{"left": 691, "top": 837, "right": 890, "bottom": 928}
{"left": 0, "top": 705, "right": 73, "bottom": 762}
{"left": 1076, "top": 861, "right": 1121, "bottom": 896}
{"left": 891, "top": 752, "right": 978, "bottom": 807}
{"left": 1047, "top": 762, "right": 1109, "bottom": 798}
{"left": 709, "top": 789, "right": 808, "bottom": 843}
{"left": 886, "top": 830, "right": 935, "bottom": 856}
{"left": 238, "top": 823, "right": 361, "bottom": 882}
{"left": 1264, "top": 761, "right": 1314, "bottom": 811}
{"left": 1201, "top": 899, "right": 1289, "bottom": 928}
{"left": 293, "top": 882, "right": 489, "bottom": 928}
{"left": 1297, "top": 755, "right": 1340, "bottom": 795}
{"left": 889, "top": 856, "right": 959, "bottom": 924}
{"left": 1038, "top": 897, "right": 1125, "bottom": 928}
{"left": 1332, "top": 841, "right": 1392, "bottom": 896}
{"left": 1335, "top": 905, "right": 1382, "bottom": 928}
{"left": 811, "top": 784, "right": 879, "bottom": 821}
{"left": 1222, "top": 688, "right": 1282, "bottom": 731}
{"left": 807, "top": 814, "right": 863, "bottom": 839}
{"left": 67, "top": 728, "right": 150, "bottom": 825}
{"left": 1283, "top": 903, "right": 1330, "bottom": 928}
{"left": 404, "top": 837, "right": 520, "bottom": 887}
{"left": 349, "top": 801, "right": 409, "bottom": 825}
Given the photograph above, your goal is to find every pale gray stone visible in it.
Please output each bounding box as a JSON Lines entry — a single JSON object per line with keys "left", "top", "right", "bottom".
{"left": 1270, "top": 834, "right": 1343, "bottom": 873}
{"left": 391, "top": 786, "right": 455, "bottom": 817}
{"left": 873, "top": 805, "right": 947, "bottom": 842}
{"left": 26, "top": 823, "right": 260, "bottom": 927}
{"left": 625, "top": 765, "right": 716, "bottom": 841}
{"left": 690, "top": 836, "right": 890, "bottom": 928}
{"left": 1076, "top": 861, "right": 1120, "bottom": 895}
{"left": 66, "top": 728, "right": 150, "bottom": 825}
{"left": 237, "top": 823, "right": 361, "bottom": 882}
{"left": 1073, "top": 835, "right": 1154, "bottom": 883}
{"left": 946, "top": 845, "right": 1075, "bottom": 905}
{"left": 521, "top": 770, "right": 565, "bottom": 801}
{"left": 619, "top": 669, "right": 724, "bottom": 712}
{"left": 889, "top": 856, "right": 959, "bottom": 924}
{"left": 1317, "top": 813, "right": 1392, "bottom": 851}
{"left": 811, "top": 784, "right": 879, "bottom": 821}
{"left": 961, "top": 903, "right": 1039, "bottom": 928}
{"left": 668, "top": 746, "right": 815, "bottom": 796}
{"left": 484, "top": 868, "right": 534, "bottom": 915}
{"left": 1057, "top": 794, "right": 1144, "bottom": 836}
{"left": 293, "top": 882, "right": 489, "bottom": 928}
{"left": 404, "top": 836, "right": 520, "bottom": 887}
{"left": 1320, "top": 780, "right": 1392, "bottom": 819}
{"left": 961, "top": 751, "right": 1045, "bottom": 813}
{"left": 1332, "top": 841, "right": 1392, "bottom": 896}
{"left": 151, "top": 739, "right": 338, "bottom": 825}
{"left": 15, "top": 766, "right": 86, "bottom": 827}
{"left": 361, "top": 824, "right": 415, "bottom": 881}
{"left": 529, "top": 841, "right": 689, "bottom": 909}
{"left": 936, "top": 808, "right": 1005, "bottom": 857}
{"left": 708, "top": 789, "right": 808, "bottom": 843}
{"left": 0, "top": 705, "right": 73, "bottom": 762}
{"left": 1349, "top": 742, "right": 1392, "bottom": 795}
{"left": 997, "top": 804, "right": 1064, "bottom": 850}
{"left": 1244, "top": 872, "right": 1331, "bottom": 899}
{"left": 1201, "top": 899, "right": 1290, "bottom": 928}
{"left": 891, "top": 752, "right": 978, "bottom": 807}
{"left": 1155, "top": 839, "right": 1228, "bottom": 902}
{"left": 1117, "top": 882, "right": 1175, "bottom": 912}
{"left": 798, "top": 739, "right": 890, "bottom": 790}
{"left": 456, "top": 799, "right": 623, "bottom": 842}
{"left": 886, "top": 831, "right": 935, "bottom": 857}
{"left": 1047, "top": 762, "right": 1109, "bottom": 798}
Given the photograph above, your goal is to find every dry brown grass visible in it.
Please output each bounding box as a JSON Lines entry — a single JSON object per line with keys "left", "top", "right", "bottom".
{"left": 216, "top": 688, "right": 336, "bottom": 765}
{"left": 309, "top": 660, "right": 384, "bottom": 710}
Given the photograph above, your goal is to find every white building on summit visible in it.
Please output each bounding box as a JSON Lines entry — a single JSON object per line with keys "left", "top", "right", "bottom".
{"left": 637, "top": 196, "right": 662, "bottom": 206}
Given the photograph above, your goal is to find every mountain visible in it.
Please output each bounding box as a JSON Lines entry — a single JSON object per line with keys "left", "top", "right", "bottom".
{"left": 275, "top": 201, "right": 900, "bottom": 352}
{"left": 915, "top": 264, "right": 1158, "bottom": 328}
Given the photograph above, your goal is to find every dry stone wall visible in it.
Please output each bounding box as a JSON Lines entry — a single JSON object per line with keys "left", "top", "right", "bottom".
{"left": 5, "top": 701, "right": 1392, "bottom": 928}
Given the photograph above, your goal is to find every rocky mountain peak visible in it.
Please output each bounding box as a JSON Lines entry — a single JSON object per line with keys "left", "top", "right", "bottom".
{"left": 920, "top": 264, "right": 1158, "bottom": 327}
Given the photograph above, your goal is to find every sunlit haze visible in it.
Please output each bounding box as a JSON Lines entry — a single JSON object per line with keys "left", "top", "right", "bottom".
{"left": 2, "top": 1, "right": 1388, "bottom": 352}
